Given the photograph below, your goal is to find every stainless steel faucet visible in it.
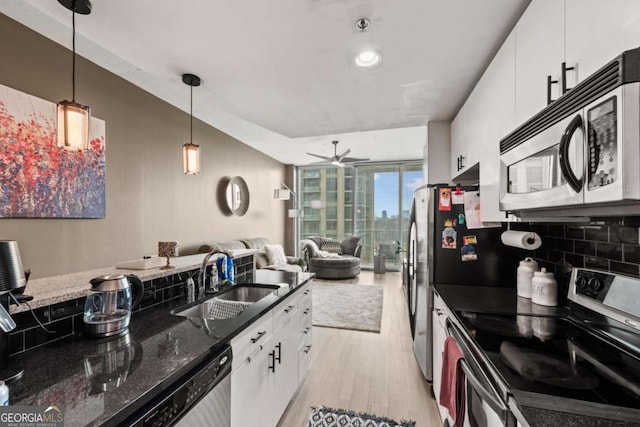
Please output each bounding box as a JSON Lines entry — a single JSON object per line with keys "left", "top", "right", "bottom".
{"left": 199, "top": 250, "right": 219, "bottom": 298}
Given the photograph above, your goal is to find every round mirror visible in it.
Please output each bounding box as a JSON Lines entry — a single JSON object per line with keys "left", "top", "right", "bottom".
{"left": 221, "top": 176, "right": 249, "bottom": 216}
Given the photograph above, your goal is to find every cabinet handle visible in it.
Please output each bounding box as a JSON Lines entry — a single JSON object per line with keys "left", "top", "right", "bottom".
{"left": 268, "top": 350, "right": 276, "bottom": 372}
{"left": 303, "top": 327, "right": 311, "bottom": 334}
{"left": 459, "top": 155, "right": 465, "bottom": 170}
{"left": 303, "top": 309, "right": 310, "bottom": 315}
{"left": 304, "top": 345, "right": 312, "bottom": 354}
{"left": 251, "top": 330, "right": 266, "bottom": 344}
{"left": 561, "top": 62, "right": 575, "bottom": 94}
{"left": 284, "top": 305, "right": 295, "bottom": 313}
{"left": 456, "top": 155, "right": 461, "bottom": 171}
{"left": 275, "top": 342, "right": 282, "bottom": 364}
{"left": 547, "top": 75, "right": 559, "bottom": 105}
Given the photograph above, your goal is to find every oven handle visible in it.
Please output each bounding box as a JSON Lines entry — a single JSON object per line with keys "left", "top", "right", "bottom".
{"left": 558, "top": 114, "right": 584, "bottom": 193}
{"left": 446, "top": 320, "right": 511, "bottom": 418}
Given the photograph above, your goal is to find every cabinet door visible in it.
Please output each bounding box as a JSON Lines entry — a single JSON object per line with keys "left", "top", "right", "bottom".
{"left": 478, "top": 33, "right": 516, "bottom": 222}
{"left": 514, "top": 0, "right": 564, "bottom": 126}
{"left": 231, "top": 339, "right": 273, "bottom": 427}
{"left": 450, "top": 105, "right": 466, "bottom": 180}
{"left": 565, "top": 0, "right": 640, "bottom": 84}
{"left": 271, "top": 321, "right": 300, "bottom": 425}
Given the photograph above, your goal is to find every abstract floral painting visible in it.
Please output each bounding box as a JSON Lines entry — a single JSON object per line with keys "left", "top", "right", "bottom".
{"left": 0, "top": 83, "right": 105, "bottom": 218}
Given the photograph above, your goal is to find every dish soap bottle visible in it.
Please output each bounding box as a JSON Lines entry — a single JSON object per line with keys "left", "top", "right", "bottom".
{"left": 531, "top": 268, "right": 558, "bottom": 306}
{"left": 0, "top": 381, "right": 9, "bottom": 405}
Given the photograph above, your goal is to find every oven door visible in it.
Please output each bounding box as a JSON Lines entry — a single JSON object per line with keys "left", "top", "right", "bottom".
{"left": 500, "top": 113, "right": 585, "bottom": 212}
{"left": 446, "top": 319, "right": 515, "bottom": 427}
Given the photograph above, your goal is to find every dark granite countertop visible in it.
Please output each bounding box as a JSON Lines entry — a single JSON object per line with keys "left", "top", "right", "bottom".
{"left": 433, "top": 283, "right": 567, "bottom": 317}
{"left": 8, "top": 270, "right": 314, "bottom": 427}
{"left": 433, "top": 284, "right": 640, "bottom": 427}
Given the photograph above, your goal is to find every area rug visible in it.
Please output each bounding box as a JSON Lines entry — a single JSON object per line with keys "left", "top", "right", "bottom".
{"left": 312, "top": 283, "right": 383, "bottom": 333}
{"left": 307, "top": 406, "right": 415, "bottom": 427}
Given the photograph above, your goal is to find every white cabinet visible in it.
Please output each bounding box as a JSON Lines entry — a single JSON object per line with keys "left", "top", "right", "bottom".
{"left": 297, "top": 286, "right": 313, "bottom": 384}
{"left": 565, "top": 0, "right": 640, "bottom": 83}
{"left": 450, "top": 105, "right": 467, "bottom": 179}
{"left": 514, "top": 0, "right": 640, "bottom": 127}
{"left": 231, "top": 335, "right": 274, "bottom": 427}
{"left": 514, "top": 0, "right": 564, "bottom": 127}
{"left": 478, "top": 33, "right": 516, "bottom": 223}
{"left": 230, "top": 283, "right": 313, "bottom": 427}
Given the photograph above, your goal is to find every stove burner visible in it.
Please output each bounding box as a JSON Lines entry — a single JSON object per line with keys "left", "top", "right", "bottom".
{"left": 500, "top": 341, "right": 599, "bottom": 390}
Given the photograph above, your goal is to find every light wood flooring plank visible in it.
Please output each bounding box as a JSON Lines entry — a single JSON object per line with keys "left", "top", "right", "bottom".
{"left": 276, "top": 272, "right": 441, "bottom": 427}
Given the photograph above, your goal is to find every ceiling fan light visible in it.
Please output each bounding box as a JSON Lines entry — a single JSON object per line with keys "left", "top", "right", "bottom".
{"left": 355, "top": 50, "right": 381, "bottom": 68}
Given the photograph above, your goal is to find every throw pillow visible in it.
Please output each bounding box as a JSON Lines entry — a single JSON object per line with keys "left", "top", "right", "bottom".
{"left": 264, "top": 244, "right": 287, "bottom": 265}
{"left": 300, "top": 239, "right": 319, "bottom": 258}
{"left": 340, "top": 235, "right": 361, "bottom": 256}
{"left": 319, "top": 237, "right": 342, "bottom": 254}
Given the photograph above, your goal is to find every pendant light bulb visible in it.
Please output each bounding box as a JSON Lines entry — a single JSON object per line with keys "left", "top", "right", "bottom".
{"left": 57, "top": 0, "right": 92, "bottom": 151}
{"left": 182, "top": 73, "right": 201, "bottom": 175}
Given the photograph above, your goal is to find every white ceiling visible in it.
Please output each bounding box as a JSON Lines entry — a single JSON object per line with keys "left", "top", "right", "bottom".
{"left": 0, "top": 0, "right": 529, "bottom": 165}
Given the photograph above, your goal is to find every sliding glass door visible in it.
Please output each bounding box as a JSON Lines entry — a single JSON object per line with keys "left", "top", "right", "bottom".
{"left": 354, "top": 163, "right": 423, "bottom": 271}
{"left": 297, "top": 162, "right": 423, "bottom": 272}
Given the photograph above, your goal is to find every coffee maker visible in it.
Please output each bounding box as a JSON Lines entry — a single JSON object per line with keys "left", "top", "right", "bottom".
{"left": 83, "top": 275, "right": 143, "bottom": 337}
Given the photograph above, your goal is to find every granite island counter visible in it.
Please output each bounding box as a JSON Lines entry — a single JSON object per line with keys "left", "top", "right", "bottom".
{"left": 7, "top": 270, "right": 314, "bottom": 427}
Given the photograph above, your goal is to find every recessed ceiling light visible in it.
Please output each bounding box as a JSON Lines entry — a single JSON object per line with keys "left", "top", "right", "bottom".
{"left": 355, "top": 50, "right": 382, "bottom": 68}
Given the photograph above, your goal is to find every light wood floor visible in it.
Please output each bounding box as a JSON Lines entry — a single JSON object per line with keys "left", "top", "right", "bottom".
{"left": 277, "top": 271, "right": 441, "bottom": 426}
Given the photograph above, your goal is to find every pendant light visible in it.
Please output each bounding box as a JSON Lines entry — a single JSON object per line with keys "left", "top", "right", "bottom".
{"left": 57, "top": 0, "right": 92, "bottom": 151}
{"left": 182, "top": 73, "right": 201, "bottom": 175}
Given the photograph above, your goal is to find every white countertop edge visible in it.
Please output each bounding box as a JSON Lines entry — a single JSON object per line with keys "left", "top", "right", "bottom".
{"left": 11, "top": 249, "right": 258, "bottom": 314}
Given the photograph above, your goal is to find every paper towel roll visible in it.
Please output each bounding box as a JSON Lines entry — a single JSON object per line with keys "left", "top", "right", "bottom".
{"left": 501, "top": 230, "right": 542, "bottom": 250}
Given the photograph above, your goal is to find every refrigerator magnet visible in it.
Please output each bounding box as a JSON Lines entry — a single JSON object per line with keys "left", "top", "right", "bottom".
{"left": 442, "top": 227, "right": 457, "bottom": 249}
{"left": 461, "top": 235, "right": 477, "bottom": 261}
{"left": 458, "top": 213, "right": 465, "bottom": 224}
{"left": 452, "top": 191, "right": 465, "bottom": 205}
{"left": 439, "top": 188, "right": 452, "bottom": 211}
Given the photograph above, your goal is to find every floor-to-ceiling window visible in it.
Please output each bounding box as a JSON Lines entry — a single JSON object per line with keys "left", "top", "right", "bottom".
{"left": 297, "top": 162, "right": 423, "bottom": 271}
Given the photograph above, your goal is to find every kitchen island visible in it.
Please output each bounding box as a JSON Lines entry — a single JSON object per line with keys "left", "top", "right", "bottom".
{"left": 7, "top": 270, "right": 314, "bottom": 427}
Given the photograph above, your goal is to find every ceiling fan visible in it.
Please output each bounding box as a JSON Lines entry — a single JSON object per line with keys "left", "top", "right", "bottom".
{"left": 306, "top": 140, "right": 370, "bottom": 167}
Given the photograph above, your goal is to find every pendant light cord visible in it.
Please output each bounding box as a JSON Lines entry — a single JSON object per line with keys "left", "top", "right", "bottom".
{"left": 190, "top": 84, "right": 193, "bottom": 143}
{"left": 72, "top": 4, "right": 77, "bottom": 102}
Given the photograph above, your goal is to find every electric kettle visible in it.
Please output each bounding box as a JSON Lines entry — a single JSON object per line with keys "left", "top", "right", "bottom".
{"left": 83, "top": 274, "right": 143, "bottom": 337}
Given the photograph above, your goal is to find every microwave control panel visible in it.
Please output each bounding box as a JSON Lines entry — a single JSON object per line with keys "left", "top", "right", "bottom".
{"left": 587, "top": 95, "right": 618, "bottom": 190}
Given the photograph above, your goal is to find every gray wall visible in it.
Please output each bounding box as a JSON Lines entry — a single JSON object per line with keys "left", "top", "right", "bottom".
{"left": 0, "top": 14, "right": 287, "bottom": 279}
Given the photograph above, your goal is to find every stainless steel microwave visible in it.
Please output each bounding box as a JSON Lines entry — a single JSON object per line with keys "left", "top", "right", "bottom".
{"left": 499, "top": 47, "right": 640, "bottom": 217}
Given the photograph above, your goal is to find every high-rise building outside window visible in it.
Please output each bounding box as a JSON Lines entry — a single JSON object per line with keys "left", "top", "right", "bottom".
{"left": 297, "top": 162, "right": 423, "bottom": 271}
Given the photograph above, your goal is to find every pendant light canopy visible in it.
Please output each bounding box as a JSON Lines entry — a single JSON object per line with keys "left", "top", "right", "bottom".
{"left": 182, "top": 73, "right": 201, "bottom": 175}
{"left": 57, "top": 0, "right": 92, "bottom": 152}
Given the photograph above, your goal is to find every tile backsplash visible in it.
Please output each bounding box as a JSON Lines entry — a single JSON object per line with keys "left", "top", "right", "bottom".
{"left": 516, "top": 216, "right": 640, "bottom": 300}
{"left": 529, "top": 216, "right": 640, "bottom": 277}
{"left": 8, "top": 254, "right": 256, "bottom": 356}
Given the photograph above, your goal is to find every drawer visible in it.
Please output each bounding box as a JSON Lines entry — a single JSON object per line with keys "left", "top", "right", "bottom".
{"left": 299, "top": 284, "right": 313, "bottom": 308}
{"left": 272, "top": 293, "right": 300, "bottom": 332}
{"left": 230, "top": 313, "right": 273, "bottom": 370}
{"left": 297, "top": 335, "right": 313, "bottom": 383}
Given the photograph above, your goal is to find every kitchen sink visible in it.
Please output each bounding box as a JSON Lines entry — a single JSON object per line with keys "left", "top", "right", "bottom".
{"left": 215, "top": 285, "right": 279, "bottom": 303}
{"left": 171, "top": 284, "right": 280, "bottom": 319}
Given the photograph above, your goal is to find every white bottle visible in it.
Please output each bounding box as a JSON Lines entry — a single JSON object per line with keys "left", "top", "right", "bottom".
{"left": 517, "top": 257, "right": 539, "bottom": 298}
{"left": 0, "top": 380, "right": 9, "bottom": 406}
{"left": 185, "top": 277, "right": 195, "bottom": 303}
{"left": 531, "top": 267, "right": 558, "bottom": 306}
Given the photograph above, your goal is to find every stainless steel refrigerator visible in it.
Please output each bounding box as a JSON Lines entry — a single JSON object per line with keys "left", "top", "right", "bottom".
{"left": 410, "top": 184, "right": 519, "bottom": 381}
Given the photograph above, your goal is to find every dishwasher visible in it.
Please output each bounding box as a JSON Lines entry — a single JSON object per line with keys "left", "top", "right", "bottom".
{"left": 128, "top": 345, "right": 232, "bottom": 426}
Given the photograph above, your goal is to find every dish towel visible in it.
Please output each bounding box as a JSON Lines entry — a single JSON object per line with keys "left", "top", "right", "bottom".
{"left": 440, "top": 336, "right": 466, "bottom": 427}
